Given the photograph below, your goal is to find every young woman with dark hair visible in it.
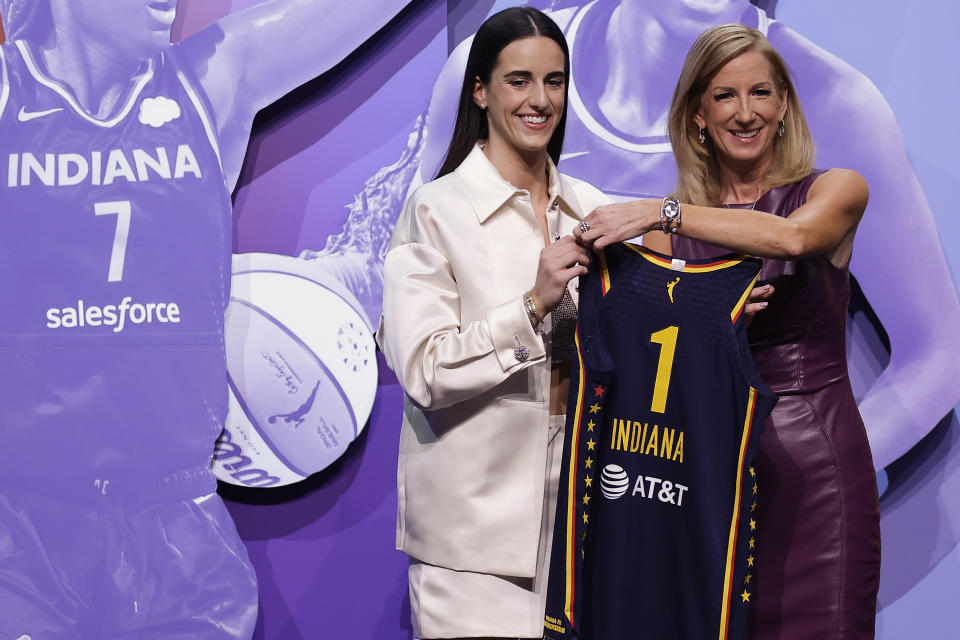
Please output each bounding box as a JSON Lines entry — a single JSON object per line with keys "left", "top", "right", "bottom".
{"left": 434, "top": 7, "right": 570, "bottom": 177}
{"left": 377, "top": 7, "right": 609, "bottom": 639}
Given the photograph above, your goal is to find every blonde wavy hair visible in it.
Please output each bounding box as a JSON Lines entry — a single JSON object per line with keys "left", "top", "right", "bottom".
{"left": 668, "top": 24, "right": 814, "bottom": 206}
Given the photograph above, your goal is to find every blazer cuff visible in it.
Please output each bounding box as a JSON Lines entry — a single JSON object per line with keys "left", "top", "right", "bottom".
{"left": 487, "top": 295, "right": 545, "bottom": 371}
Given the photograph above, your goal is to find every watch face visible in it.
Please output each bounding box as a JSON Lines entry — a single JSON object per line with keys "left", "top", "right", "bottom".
{"left": 664, "top": 199, "right": 679, "bottom": 218}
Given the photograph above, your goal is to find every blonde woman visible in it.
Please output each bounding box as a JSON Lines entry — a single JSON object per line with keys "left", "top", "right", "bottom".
{"left": 576, "top": 24, "right": 881, "bottom": 639}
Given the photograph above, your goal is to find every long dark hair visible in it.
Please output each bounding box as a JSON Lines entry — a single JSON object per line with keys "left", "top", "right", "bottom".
{"left": 435, "top": 7, "right": 570, "bottom": 179}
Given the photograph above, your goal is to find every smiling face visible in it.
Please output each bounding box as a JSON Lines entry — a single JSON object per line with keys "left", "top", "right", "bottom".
{"left": 473, "top": 36, "right": 567, "bottom": 160}
{"left": 694, "top": 50, "right": 788, "bottom": 174}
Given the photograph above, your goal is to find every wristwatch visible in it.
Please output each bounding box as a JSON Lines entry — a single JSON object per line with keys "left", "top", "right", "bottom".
{"left": 660, "top": 196, "right": 682, "bottom": 234}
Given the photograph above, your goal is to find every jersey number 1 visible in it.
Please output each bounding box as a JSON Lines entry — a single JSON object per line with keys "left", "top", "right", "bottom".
{"left": 95, "top": 201, "right": 131, "bottom": 282}
{"left": 649, "top": 326, "right": 678, "bottom": 413}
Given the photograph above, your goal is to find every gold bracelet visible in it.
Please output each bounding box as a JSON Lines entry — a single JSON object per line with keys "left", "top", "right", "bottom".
{"left": 524, "top": 290, "right": 544, "bottom": 327}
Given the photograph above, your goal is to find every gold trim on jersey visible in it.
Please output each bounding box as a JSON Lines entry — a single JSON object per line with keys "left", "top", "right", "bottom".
{"left": 564, "top": 329, "right": 589, "bottom": 626}
{"left": 719, "top": 387, "right": 758, "bottom": 640}
{"left": 730, "top": 273, "right": 760, "bottom": 325}
{"left": 599, "top": 250, "right": 612, "bottom": 296}
{"left": 623, "top": 242, "right": 750, "bottom": 273}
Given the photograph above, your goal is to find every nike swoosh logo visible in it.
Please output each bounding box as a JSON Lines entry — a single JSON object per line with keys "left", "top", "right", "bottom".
{"left": 18, "top": 106, "right": 64, "bottom": 122}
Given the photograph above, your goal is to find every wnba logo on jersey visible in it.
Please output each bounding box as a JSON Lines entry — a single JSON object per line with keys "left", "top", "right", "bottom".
{"left": 667, "top": 277, "right": 680, "bottom": 303}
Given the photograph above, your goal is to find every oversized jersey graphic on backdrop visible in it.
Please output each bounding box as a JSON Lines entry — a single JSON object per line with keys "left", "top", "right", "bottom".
{"left": 544, "top": 243, "right": 776, "bottom": 640}
{"left": 0, "top": 41, "right": 231, "bottom": 489}
{"left": 0, "top": 36, "right": 262, "bottom": 638}
{"left": 0, "top": 0, "right": 411, "bottom": 634}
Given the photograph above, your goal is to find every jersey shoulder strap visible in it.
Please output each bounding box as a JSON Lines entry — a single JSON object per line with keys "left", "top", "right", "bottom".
{"left": 0, "top": 44, "right": 11, "bottom": 123}
{"left": 166, "top": 46, "right": 224, "bottom": 175}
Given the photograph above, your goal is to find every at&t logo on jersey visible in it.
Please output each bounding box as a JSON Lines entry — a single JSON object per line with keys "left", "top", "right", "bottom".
{"left": 600, "top": 464, "right": 630, "bottom": 499}
{"left": 600, "top": 463, "right": 689, "bottom": 507}
{"left": 45, "top": 296, "right": 182, "bottom": 332}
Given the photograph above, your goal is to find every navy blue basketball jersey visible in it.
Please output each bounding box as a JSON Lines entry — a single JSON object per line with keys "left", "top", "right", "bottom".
{"left": 0, "top": 41, "right": 231, "bottom": 499}
{"left": 544, "top": 243, "right": 777, "bottom": 640}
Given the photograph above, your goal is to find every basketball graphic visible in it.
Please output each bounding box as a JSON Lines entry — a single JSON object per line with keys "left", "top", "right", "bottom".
{"left": 213, "top": 253, "right": 378, "bottom": 487}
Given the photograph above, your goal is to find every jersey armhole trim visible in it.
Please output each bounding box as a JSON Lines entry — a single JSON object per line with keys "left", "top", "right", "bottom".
{"left": 599, "top": 250, "right": 612, "bottom": 295}
{"left": 0, "top": 46, "right": 10, "bottom": 123}
{"left": 171, "top": 53, "right": 224, "bottom": 177}
{"left": 730, "top": 273, "right": 759, "bottom": 325}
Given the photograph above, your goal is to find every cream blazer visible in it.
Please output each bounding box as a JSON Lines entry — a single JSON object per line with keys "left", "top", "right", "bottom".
{"left": 377, "top": 145, "right": 610, "bottom": 577}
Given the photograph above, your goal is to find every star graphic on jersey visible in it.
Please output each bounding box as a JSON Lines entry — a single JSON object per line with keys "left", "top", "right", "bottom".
{"left": 749, "top": 466, "right": 756, "bottom": 477}
{"left": 744, "top": 573, "right": 752, "bottom": 584}
{"left": 741, "top": 590, "right": 751, "bottom": 603}
{"left": 585, "top": 476, "right": 593, "bottom": 488}
{"left": 747, "top": 555, "right": 755, "bottom": 567}
{"left": 585, "top": 457, "right": 593, "bottom": 469}
{"left": 750, "top": 519, "right": 757, "bottom": 531}
{"left": 588, "top": 403, "right": 601, "bottom": 414}
{"left": 587, "top": 439, "right": 596, "bottom": 451}
{"left": 583, "top": 512, "right": 589, "bottom": 524}
{"left": 751, "top": 501, "right": 757, "bottom": 512}
{"left": 749, "top": 537, "right": 755, "bottom": 549}
{"left": 593, "top": 384, "right": 606, "bottom": 398}
{"left": 587, "top": 420, "right": 595, "bottom": 432}
{"left": 583, "top": 494, "right": 591, "bottom": 505}
{"left": 753, "top": 483, "right": 758, "bottom": 495}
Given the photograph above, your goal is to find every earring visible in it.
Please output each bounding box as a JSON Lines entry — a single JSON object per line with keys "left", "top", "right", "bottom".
{"left": 777, "top": 120, "right": 785, "bottom": 137}
{"left": 698, "top": 127, "right": 706, "bottom": 144}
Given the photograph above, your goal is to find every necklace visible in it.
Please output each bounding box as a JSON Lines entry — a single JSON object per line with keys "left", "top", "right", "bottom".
{"left": 722, "top": 198, "right": 759, "bottom": 210}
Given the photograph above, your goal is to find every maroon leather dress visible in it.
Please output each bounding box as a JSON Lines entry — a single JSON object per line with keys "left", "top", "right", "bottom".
{"left": 672, "top": 172, "right": 881, "bottom": 639}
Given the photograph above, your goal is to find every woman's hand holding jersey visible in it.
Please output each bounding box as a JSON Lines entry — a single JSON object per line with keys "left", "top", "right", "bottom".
{"left": 529, "top": 235, "right": 591, "bottom": 319}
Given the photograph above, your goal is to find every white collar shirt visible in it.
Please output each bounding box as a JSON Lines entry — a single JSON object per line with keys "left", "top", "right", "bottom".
{"left": 377, "top": 144, "right": 610, "bottom": 576}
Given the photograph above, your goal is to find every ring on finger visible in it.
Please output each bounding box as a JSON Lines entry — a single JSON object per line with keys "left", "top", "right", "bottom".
{"left": 579, "top": 220, "right": 590, "bottom": 232}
